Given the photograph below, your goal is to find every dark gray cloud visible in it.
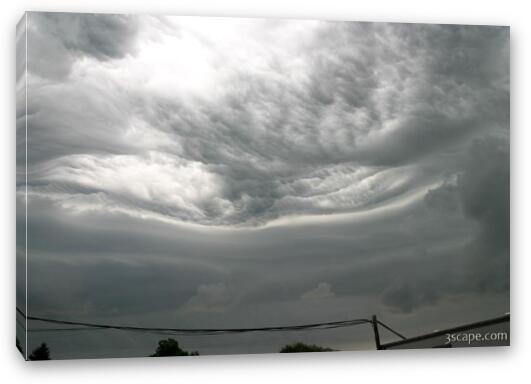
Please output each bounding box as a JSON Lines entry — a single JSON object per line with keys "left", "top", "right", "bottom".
{"left": 381, "top": 134, "right": 510, "bottom": 313}
{"left": 19, "top": 191, "right": 507, "bottom": 357}
{"left": 17, "top": 14, "right": 509, "bottom": 358}
{"left": 458, "top": 136, "right": 510, "bottom": 291}
{"left": 26, "top": 12, "right": 139, "bottom": 79}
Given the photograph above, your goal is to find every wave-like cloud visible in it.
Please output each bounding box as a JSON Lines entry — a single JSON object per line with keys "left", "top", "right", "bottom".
{"left": 20, "top": 15, "right": 509, "bottom": 227}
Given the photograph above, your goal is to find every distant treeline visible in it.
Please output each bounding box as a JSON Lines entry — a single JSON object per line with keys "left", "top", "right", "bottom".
{"left": 17, "top": 337, "right": 336, "bottom": 360}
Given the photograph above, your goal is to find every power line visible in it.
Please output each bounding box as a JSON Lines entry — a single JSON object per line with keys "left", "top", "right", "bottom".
{"left": 16, "top": 307, "right": 371, "bottom": 336}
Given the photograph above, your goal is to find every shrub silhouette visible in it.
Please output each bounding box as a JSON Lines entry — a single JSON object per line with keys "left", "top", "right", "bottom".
{"left": 150, "top": 338, "right": 199, "bottom": 357}
{"left": 279, "top": 342, "right": 335, "bottom": 353}
{"left": 28, "top": 343, "right": 51, "bottom": 360}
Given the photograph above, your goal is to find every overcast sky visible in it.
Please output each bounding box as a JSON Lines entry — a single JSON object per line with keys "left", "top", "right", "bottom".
{"left": 16, "top": 13, "right": 509, "bottom": 359}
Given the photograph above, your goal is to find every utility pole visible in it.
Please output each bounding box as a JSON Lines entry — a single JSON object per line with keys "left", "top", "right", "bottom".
{"left": 371, "top": 315, "right": 382, "bottom": 350}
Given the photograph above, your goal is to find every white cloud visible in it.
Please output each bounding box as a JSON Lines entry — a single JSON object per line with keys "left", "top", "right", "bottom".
{"left": 184, "top": 283, "right": 231, "bottom": 313}
{"left": 301, "top": 282, "right": 335, "bottom": 300}
{"left": 37, "top": 152, "right": 231, "bottom": 223}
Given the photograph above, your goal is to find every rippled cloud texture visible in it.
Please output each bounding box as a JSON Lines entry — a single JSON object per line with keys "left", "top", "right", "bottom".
{"left": 17, "top": 13, "right": 509, "bottom": 358}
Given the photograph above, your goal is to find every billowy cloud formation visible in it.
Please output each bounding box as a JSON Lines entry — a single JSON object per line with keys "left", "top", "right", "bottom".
{"left": 17, "top": 13, "right": 509, "bottom": 358}
{"left": 21, "top": 14, "right": 509, "bottom": 227}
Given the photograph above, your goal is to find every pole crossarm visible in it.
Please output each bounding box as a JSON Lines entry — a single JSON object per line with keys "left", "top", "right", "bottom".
{"left": 376, "top": 320, "right": 407, "bottom": 340}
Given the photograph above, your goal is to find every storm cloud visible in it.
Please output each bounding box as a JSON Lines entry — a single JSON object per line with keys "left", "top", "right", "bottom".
{"left": 17, "top": 13, "right": 509, "bottom": 358}
{"left": 22, "top": 16, "right": 509, "bottom": 227}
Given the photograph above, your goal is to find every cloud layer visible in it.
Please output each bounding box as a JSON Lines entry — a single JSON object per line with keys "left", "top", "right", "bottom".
{"left": 17, "top": 13, "right": 509, "bottom": 358}
{"left": 22, "top": 15, "right": 509, "bottom": 227}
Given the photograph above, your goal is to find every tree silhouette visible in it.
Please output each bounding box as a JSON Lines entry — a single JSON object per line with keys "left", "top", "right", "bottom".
{"left": 150, "top": 338, "right": 199, "bottom": 357}
{"left": 28, "top": 343, "right": 51, "bottom": 360}
{"left": 279, "top": 342, "right": 336, "bottom": 353}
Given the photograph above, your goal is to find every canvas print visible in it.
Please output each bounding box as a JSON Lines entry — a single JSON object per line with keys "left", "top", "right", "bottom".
{"left": 16, "top": 12, "right": 510, "bottom": 360}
